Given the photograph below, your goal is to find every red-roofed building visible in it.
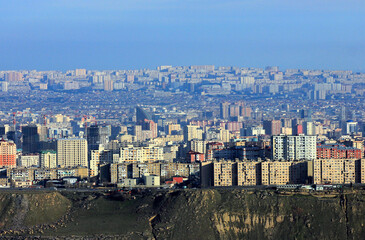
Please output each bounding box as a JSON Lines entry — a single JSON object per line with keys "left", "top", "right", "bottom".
{"left": 187, "top": 150, "right": 205, "bottom": 163}
{"left": 317, "top": 144, "right": 362, "bottom": 159}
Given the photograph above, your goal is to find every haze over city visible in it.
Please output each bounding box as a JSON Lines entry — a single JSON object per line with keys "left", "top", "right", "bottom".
{"left": 1, "top": 0, "right": 365, "bottom": 71}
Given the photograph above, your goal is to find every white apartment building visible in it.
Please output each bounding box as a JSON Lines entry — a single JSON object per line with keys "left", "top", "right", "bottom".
{"left": 272, "top": 134, "right": 316, "bottom": 160}
{"left": 119, "top": 146, "right": 163, "bottom": 163}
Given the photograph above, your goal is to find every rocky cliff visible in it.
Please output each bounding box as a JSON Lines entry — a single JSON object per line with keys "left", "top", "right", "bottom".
{"left": 0, "top": 189, "right": 364, "bottom": 239}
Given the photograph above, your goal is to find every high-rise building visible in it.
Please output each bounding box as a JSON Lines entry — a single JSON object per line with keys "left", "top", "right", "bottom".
{"left": 142, "top": 119, "right": 158, "bottom": 139}
{"left": 0, "top": 139, "right": 16, "bottom": 168}
{"left": 229, "top": 104, "right": 240, "bottom": 118}
{"left": 220, "top": 102, "right": 229, "bottom": 119}
{"left": 103, "top": 79, "right": 114, "bottom": 91}
{"left": 119, "top": 146, "right": 163, "bottom": 163}
{"left": 316, "top": 144, "right": 362, "bottom": 159}
{"left": 133, "top": 125, "right": 142, "bottom": 141}
{"left": 87, "top": 125, "right": 111, "bottom": 151}
{"left": 237, "top": 161, "right": 261, "bottom": 186}
{"left": 219, "top": 128, "right": 230, "bottom": 143}
{"left": 7, "top": 130, "right": 21, "bottom": 147}
{"left": 37, "top": 125, "right": 48, "bottom": 142}
{"left": 311, "top": 159, "right": 357, "bottom": 184}
{"left": 0, "top": 125, "right": 7, "bottom": 138}
{"left": 292, "top": 124, "right": 303, "bottom": 135}
{"left": 136, "top": 106, "right": 152, "bottom": 123}
{"left": 241, "top": 106, "right": 252, "bottom": 118}
{"left": 303, "top": 122, "right": 314, "bottom": 136}
{"left": 5, "top": 72, "right": 23, "bottom": 82}
{"left": 240, "top": 76, "right": 255, "bottom": 85}
{"left": 165, "top": 124, "right": 181, "bottom": 135}
{"left": 281, "top": 118, "right": 292, "bottom": 128}
{"left": 340, "top": 106, "right": 347, "bottom": 122}
{"left": 271, "top": 135, "right": 316, "bottom": 160}
{"left": 57, "top": 138, "right": 88, "bottom": 168}
{"left": 75, "top": 69, "right": 86, "bottom": 76}
{"left": 90, "top": 150, "right": 101, "bottom": 177}
{"left": 22, "top": 125, "right": 40, "bottom": 154}
{"left": 261, "top": 161, "right": 308, "bottom": 185}
{"left": 0, "top": 82, "right": 8, "bottom": 92}
{"left": 187, "top": 140, "right": 206, "bottom": 154}
{"left": 263, "top": 120, "right": 281, "bottom": 136}
{"left": 87, "top": 125, "right": 101, "bottom": 151}
{"left": 183, "top": 125, "right": 203, "bottom": 142}
{"left": 40, "top": 150, "right": 57, "bottom": 168}
{"left": 300, "top": 109, "right": 312, "bottom": 120}
{"left": 126, "top": 75, "right": 134, "bottom": 83}
{"left": 213, "top": 161, "right": 237, "bottom": 186}
{"left": 346, "top": 121, "right": 358, "bottom": 134}
{"left": 291, "top": 118, "right": 303, "bottom": 127}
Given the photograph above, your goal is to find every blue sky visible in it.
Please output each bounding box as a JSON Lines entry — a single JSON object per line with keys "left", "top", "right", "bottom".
{"left": 0, "top": 0, "right": 364, "bottom": 71}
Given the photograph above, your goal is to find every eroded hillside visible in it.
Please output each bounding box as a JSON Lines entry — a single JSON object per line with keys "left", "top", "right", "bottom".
{"left": 0, "top": 189, "right": 365, "bottom": 239}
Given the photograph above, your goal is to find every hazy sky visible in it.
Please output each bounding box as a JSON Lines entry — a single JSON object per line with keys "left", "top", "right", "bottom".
{"left": 1, "top": 0, "right": 365, "bottom": 71}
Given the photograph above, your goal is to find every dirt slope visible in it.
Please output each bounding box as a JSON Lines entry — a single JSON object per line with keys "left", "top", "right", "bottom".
{"left": 1, "top": 189, "right": 365, "bottom": 239}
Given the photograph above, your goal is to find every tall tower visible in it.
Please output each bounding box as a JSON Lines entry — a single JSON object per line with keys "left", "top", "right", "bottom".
{"left": 133, "top": 125, "right": 142, "bottom": 141}
{"left": 0, "top": 126, "right": 6, "bottom": 138}
{"left": 263, "top": 120, "right": 281, "bottom": 136}
{"left": 87, "top": 125, "right": 100, "bottom": 151}
{"left": 340, "top": 106, "right": 347, "bottom": 122}
{"left": 103, "top": 79, "right": 114, "bottom": 91}
{"left": 136, "top": 106, "right": 152, "bottom": 123}
{"left": 220, "top": 102, "right": 229, "bottom": 119}
{"left": 22, "top": 125, "right": 40, "bottom": 154}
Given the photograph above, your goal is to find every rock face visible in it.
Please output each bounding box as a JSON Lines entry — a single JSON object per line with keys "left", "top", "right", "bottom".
{"left": 149, "top": 189, "right": 365, "bottom": 240}
{"left": 0, "top": 191, "right": 71, "bottom": 233}
{"left": 0, "top": 189, "right": 365, "bottom": 239}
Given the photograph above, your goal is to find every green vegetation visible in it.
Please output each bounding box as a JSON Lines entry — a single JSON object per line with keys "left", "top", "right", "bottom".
{"left": 24, "top": 192, "right": 71, "bottom": 226}
{"left": 0, "top": 189, "right": 365, "bottom": 239}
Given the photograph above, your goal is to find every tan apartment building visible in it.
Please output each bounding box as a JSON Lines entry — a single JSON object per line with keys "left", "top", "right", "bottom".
{"left": 57, "top": 138, "right": 88, "bottom": 168}
{"left": 213, "top": 161, "right": 237, "bottom": 186}
{"left": 311, "top": 159, "right": 357, "bottom": 184}
{"left": 261, "top": 161, "right": 308, "bottom": 185}
{"left": 237, "top": 161, "right": 261, "bottom": 186}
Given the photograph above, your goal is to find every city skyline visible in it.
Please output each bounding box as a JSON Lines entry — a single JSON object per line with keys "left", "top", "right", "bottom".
{"left": 1, "top": 65, "right": 364, "bottom": 73}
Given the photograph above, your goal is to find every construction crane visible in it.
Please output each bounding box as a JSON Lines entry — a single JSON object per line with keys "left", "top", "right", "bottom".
{"left": 81, "top": 115, "right": 98, "bottom": 139}
{"left": 11, "top": 111, "right": 23, "bottom": 131}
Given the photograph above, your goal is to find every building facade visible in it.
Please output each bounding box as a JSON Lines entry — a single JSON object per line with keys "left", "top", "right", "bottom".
{"left": 272, "top": 135, "right": 316, "bottom": 161}
{"left": 0, "top": 139, "right": 16, "bottom": 168}
{"left": 57, "top": 138, "right": 88, "bottom": 168}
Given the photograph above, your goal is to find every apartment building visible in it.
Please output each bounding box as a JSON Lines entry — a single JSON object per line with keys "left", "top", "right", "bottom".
{"left": 272, "top": 135, "right": 316, "bottom": 160}
{"left": 0, "top": 139, "right": 16, "bottom": 168}
{"left": 57, "top": 138, "right": 88, "bottom": 168}
{"left": 237, "top": 161, "right": 261, "bottom": 186}
{"left": 40, "top": 151, "right": 57, "bottom": 168}
{"left": 213, "top": 161, "right": 237, "bottom": 186}
{"left": 119, "top": 146, "right": 163, "bottom": 163}
{"left": 261, "top": 161, "right": 307, "bottom": 185}
{"left": 311, "top": 159, "right": 357, "bottom": 184}
{"left": 317, "top": 144, "right": 362, "bottom": 159}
